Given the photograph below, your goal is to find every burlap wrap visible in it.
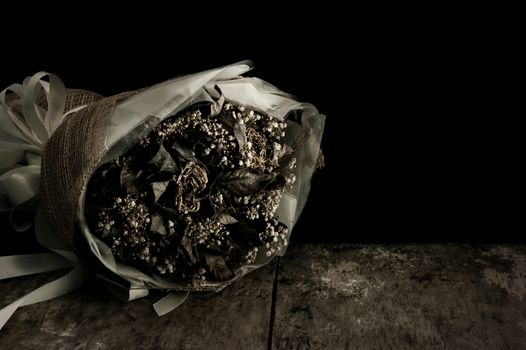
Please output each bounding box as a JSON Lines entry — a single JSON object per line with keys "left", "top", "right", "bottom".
{"left": 41, "top": 90, "right": 136, "bottom": 250}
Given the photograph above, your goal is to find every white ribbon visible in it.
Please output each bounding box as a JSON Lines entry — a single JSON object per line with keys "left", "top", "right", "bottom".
{"left": 0, "top": 253, "right": 73, "bottom": 280}
{"left": 153, "top": 292, "right": 189, "bottom": 316}
{"left": 0, "top": 72, "right": 75, "bottom": 231}
{"left": 0, "top": 73, "right": 86, "bottom": 331}
{"left": 0, "top": 206, "right": 84, "bottom": 330}
{"left": 0, "top": 72, "right": 66, "bottom": 157}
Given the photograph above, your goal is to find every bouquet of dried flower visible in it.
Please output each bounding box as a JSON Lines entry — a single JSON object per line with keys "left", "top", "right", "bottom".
{"left": 0, "top": 62, "right": 324, "bottom": 326}
{"left": 86, "top": 100, "right": 299, "bottom": 288}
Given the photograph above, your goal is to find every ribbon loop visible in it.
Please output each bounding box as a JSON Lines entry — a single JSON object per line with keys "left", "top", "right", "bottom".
{"left": 0, "top": 72, "right": 69, "bottom": 230}
{"left": 0, "top": 74, "right": 85, "bottom": 330}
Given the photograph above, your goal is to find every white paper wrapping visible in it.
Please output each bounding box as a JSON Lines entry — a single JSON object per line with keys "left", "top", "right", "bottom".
{"left": 0, "top": 61, "right": 325, "bottom": 327}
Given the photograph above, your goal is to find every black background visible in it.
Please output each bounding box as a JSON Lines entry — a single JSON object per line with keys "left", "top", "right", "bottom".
{"left": 0, "top": 14, "right": 520, "bottom": 245}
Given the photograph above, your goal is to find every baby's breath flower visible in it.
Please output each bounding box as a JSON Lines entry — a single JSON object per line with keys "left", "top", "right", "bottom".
{"left": 89, "top": 100, "right": 296, "bottom": 288}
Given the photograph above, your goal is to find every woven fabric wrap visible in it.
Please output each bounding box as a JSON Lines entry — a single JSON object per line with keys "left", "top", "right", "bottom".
{"left": 40, "top": 90, "right": 135, "bottom": 250}
{"left": 64, "top": 89, "right": 103, "bottom": 112}
{"left": 36, "top": 89, "right": 103, "bottom": 112}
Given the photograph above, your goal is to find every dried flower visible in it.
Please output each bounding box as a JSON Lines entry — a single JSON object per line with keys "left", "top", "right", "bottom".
{"left": 175, "top": 161, "right": 208, "bottom": 213}
{"left": 86, "top": 100, "right": 297, "bottom": 287}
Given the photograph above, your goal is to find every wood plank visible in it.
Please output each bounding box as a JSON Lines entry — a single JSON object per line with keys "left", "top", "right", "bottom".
{"left": 272, "top": 244, "right": 526, "bottom": 350}
{"left": 0, "top": 261, "right": 277, "bottom": 349}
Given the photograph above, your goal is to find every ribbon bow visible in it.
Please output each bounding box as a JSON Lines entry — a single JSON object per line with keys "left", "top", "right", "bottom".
{"left": 0, "top": 73, "right": 86, "bottom": 330}
{"left": 0, "top": 72, "right": 82, "bottom": 230}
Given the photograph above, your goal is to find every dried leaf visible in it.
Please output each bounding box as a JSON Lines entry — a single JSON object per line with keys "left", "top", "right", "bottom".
{"left": 171, "top": 140, "right": 198, "bottom": 162}
{"left": 148, "top": 144, "right": 177, "bottom": 172}
{"left": 279, "top": 144, "right": 294, "bottom": 158}
{"left": 234, "top": 122, "right": 247, "bottom": 149}
{"left": 217, "top": 212, "right": 238, "bottom": 225}
{"left": 219, "top": 113, "right": 236, "bottom": 132}
{"left": 229, "top": 221, "right": 264, "bottom": 246}
{"left": 89, "top": 163, "right": 121, "bottom": 204}
{"left": 283, "top": 144, "right": 294, "bottom": 155}
{"left": 219, "top": 169, "right": 277, "bottom": 196}
{"left": 150, "top": 180, "right": 170, "bottom": 202}
{"left": 149, "top": 213, "right": 166, "bottom": 236}
{"left": 120, "top": 166, "right": 140, "bottom": 194}
{"left": 265, "top": 174, "right": 287, "bottom": 191}
{"left": 278, "top": 144, "right": 296, "bottom": 169}
{"left": 202, "top": 252, "right": 234, "bottom": 282}
{"left": 146, "top": 171, "right": 173, "bottom": 183}
{"left": 180, "top": 235, "right": 197, "bottom": 264}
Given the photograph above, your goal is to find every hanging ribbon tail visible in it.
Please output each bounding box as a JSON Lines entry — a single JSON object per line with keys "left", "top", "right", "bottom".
{"left": 0, "top": 263, "right": 84, "bottom": 330}
{"left": 0, "top": 253, "right": 73, "bottom": 280}
{"left": 0, "top": 206, "right": 85, "bottom": 330}
{"left": 153, "top": 292, "right": 189, "bottom": 316}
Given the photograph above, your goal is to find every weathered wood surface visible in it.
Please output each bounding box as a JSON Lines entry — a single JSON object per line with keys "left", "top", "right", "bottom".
{"left": 2, "top": 244, "right": 526, "bottom": 349}
{"left": 273, "top": 245, "right": 526, "bottom": 350}
{"left": 0, "top": 262, "right": 277, "bottom": 349}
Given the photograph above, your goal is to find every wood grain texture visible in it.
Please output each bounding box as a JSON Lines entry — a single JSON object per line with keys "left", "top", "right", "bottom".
{"left": 272, "top": 244, "right": 526, "bottom": 350}
{"left": 0, "top": 261, "right": 277, "bottom": 350}
{"left": 3, "top": 244, "right": 526, "bottom": 350}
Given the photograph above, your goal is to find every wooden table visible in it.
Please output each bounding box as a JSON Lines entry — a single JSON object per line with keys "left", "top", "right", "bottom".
{"left": 2, "top": 244, "right": 526, "bottom": 349}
